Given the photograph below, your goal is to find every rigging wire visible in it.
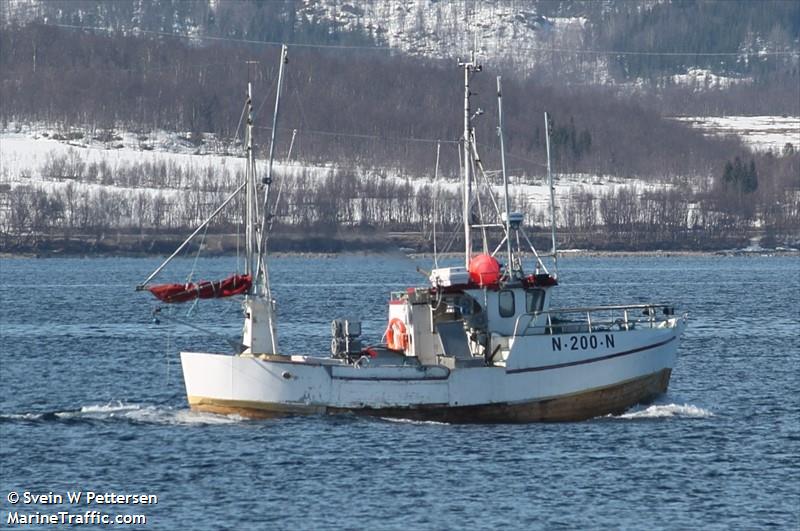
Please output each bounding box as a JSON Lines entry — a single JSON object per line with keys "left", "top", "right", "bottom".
{"left": 187, "top": 222, "right": 210, "bottom": 285}
{"left": 289, "top": 72, "right": 312, "bottom": 133}
{"left": 0, "top": 61, "right": 239, "bottom": 76}
{"left": 183, "top": 223, "right": 211, "bottom": 320}
{"left": 236, "top": 193, "right": 242, "bottom": 275}
{"left": 472, "top": 153, "right": 489, "bottom": 253}
{"left": 255, "top": 125, "right": 460, "bottom": 146}
{"left": 439, "top": 137, "right": 465, "bottom": 256}
{"left": 472, "top": 142, "right": 507, "bottom": 228}
{"left": 48, "top": 23, "right": 800, "bottom": 57}
{"left": 255, "top": 75, "right": 280, "bottom": 122}
{"left": 268, "top": 129, "right": 298, "bottom": 235}
{"left": 155, "top": 308, "right": 245, "bottom": 353}
{"left": 231, "top": 101, "right": 249, "bottom": 150}
{"left": 477, "top": 142, "right": 549, "bottom": 169}
{"left": 440, "top": 219, "right": 463, "bottom": 256}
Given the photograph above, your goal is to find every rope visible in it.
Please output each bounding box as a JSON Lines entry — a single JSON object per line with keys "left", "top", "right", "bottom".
{"left": 164, "top": 315, "right": 173, "bottom": 386}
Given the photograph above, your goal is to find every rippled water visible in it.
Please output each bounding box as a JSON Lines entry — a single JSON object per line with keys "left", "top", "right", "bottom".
{"left": 1, "top": 254, "right": 798, "bottom": 529}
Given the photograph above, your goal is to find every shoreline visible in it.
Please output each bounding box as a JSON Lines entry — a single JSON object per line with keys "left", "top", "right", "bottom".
{"left": 2, "top": 230, "right": 797, "bottom": 259}
{"left": 2, "top": 249, "right": 797, "bottom": 260}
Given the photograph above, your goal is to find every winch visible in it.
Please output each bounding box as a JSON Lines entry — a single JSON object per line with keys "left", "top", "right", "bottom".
{"left": 330, "top": 318, "right": 362, "bottom": 359}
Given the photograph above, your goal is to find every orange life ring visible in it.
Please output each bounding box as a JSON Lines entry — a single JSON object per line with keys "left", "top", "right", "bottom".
{"left": 385, "top": 318, "right": 409, "bottom": 351}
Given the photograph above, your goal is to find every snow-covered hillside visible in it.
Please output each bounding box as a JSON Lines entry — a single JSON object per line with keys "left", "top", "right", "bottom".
{"left": 4, "top": 0, "right": 797, "bottom": 90}
{"left": 3, "top": 121, "right": 798, "bottom": 250}
{"left": 0, "top": 124, "right": 667, "bottom": 228}
{"left": 3, "top": 113, "right": 796, "bottom": 219}
{"left": 6, "top": 0, "right": 799, "bottom": 77}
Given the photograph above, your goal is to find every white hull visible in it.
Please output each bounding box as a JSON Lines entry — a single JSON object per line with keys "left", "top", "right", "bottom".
{"left": 181, "top": 319, "right": 684, "bottom": 422}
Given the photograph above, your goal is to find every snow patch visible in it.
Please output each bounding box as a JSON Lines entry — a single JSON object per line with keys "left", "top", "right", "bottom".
{"left": 674, "top": 115, "right": 800, "bottom": 153}
{"left": 302, "top": 1, "right": 596, "bottom": 77}
{"left": 671, "top": 68, "right": 751, "bottom": 90}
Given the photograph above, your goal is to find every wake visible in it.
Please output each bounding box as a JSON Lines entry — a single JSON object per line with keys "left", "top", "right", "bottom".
{"left": 613, "top": 403, "right": 713, "bottom": 419}
{"left": 0, "top": 401, "right": 246, "bottom": 426}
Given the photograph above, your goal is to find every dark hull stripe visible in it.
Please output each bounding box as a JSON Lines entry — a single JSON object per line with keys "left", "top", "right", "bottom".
{"left": 506, "top": 336, "right": 676, "bottom": 374}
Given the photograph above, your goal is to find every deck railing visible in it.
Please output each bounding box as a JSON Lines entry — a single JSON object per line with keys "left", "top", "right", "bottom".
{"left": 512, "top": 304, "right": 678, "bottom": 337}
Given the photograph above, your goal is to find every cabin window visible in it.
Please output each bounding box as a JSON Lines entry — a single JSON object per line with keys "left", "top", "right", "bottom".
{"left": 526, "top": 289, "right": 545, "bottom": 313}
{"left": 498, "top": 290, "right": 515, "bottom": 317}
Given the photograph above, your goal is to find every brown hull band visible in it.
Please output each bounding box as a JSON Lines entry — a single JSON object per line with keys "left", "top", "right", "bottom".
{"left": 188, "top": 368, "right": 672, "bottom": 423}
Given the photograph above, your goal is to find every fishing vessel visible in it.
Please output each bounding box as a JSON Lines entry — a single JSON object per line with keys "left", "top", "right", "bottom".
{"left": 138, "top": 46, "right": 687, "bottom": 423}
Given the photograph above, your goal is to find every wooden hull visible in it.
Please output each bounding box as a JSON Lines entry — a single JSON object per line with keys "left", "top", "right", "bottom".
{"left": 187, "top": 368, "right": 672, "bottom": 423}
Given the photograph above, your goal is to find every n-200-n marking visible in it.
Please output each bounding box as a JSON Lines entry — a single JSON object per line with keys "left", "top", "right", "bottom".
{"left": 551, "top": 334, "right": 615, "bottom": 351}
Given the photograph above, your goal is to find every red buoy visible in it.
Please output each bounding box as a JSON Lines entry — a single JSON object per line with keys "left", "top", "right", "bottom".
{"left": 468, "top": 254, "right": 501, "bottom": 286}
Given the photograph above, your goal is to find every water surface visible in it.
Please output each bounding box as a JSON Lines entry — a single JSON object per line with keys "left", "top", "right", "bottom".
{"left": 1, "top": 255, "right": 798, "bottom": 529}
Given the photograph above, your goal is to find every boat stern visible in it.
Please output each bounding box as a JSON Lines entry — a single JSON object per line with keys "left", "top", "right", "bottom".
{"left": 180, "top": 351, "right": 331, "bottom": 418}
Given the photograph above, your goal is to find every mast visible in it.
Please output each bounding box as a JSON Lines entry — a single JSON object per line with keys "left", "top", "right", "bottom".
{"left": 433, "top": 141, "right": 441, "bottom": 269}
{"left": 265, "top": 45, "right": 287, "bottom": 189}
{"left": 256, "top": 44, "right": 288, "bottom": 294}
{"left": 241, "top": 47, "right": 287, "bottom": 356}
{"left": 245, "top": 82, "right": 256, "bottom": 279}
{"left": 496, "top": 76, "right": 513, "bottom": 275}
{"left": 544, "top": 111, "right": 558, "bottom": 277}
{"left": 458, "top": 49, "right": 481, "bottom": 268}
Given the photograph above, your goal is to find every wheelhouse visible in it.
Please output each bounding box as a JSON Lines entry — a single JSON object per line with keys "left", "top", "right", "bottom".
{"left": 386, "top": 261, "right": 559, "bottom": 367}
